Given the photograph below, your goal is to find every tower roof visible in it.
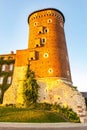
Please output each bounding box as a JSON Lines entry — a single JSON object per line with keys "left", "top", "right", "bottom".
{"left": 28, "top": 8, "right": 65, "bottom": 23}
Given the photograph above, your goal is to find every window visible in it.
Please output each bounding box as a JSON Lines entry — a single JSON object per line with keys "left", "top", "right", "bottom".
{"left": 47, "top": 19, "right": 52, "bottom": 23}
{"left": 34, "top": 22, "right": 38, "bottom": 26}
{"left": 35, "top": 38, "right": 46, "bottom": 47}
{"left": 9, "top": 64, "right": 14, "bottom": 71}
{"left": 44, "top": 28, "right": 48, "bottom": 33}
{"left": 41, "top": 38, "right": 46, "bottom": 45}
{"left": 7, "top": 76, "right": 12, "bottom": 84}
{"left": 0, "top": 77, "right": 4, "bottom": 85}
{"left": 31, "top": 57, "right": 34, "bottom": 60}
{"left": 2, "top": 64, "right": 6, "bottom": 71}
{"left": 43, "top": 53, "right": 49, "bottom": 58}
{"left": 29, "top": 51, "right": 37, "bottom": 61}
{"left": 48, "top": 68, "right": 53, "bottom": 74}
{"left": 38, "top": 26, "right": 48, "bottom": 34}
{"left": 36, "top": 44, "right": 39, "bottom": 47}
{"left": 38, "top": 26, "right": 44, "bottom": 34}
{"left": 35, "top": 38, "right": 41, "bottom": 47}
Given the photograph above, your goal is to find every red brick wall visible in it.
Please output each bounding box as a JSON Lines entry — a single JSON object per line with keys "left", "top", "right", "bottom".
{"left": 16, "top": 9, "right": 72, "bottom": 82}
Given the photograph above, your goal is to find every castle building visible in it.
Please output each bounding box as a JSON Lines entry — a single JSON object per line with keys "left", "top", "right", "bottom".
{"left": 0, "top": 8, "right": 86, "bottom": 122}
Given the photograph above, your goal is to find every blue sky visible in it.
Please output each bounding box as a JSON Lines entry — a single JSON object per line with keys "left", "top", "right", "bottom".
{"left": 0, "top": 0, "right": 87, "bottom": 92}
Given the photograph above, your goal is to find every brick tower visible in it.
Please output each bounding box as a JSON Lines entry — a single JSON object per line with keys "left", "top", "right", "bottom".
{"left": 3, "top": 8, "right": 86, "bottom": 122}
{"left": 28, "top": 8, "right": 72, "bottom": 83}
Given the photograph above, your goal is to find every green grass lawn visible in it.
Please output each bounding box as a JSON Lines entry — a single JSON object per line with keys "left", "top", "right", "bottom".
{"left": 0, "top": 107, "right": 67, "bottom": 122}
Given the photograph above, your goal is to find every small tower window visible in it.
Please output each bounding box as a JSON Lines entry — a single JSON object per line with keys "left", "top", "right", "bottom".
{"left": 43, "top": 53, "right": 49, "bottom": 58}
{"left": 41, "top": 38, "right": 46, "bottom": 45}
{"left": 38, "top": 31, "right": 41, "bottom": 34}
{"left": 35, "top": 38, "right": 41, "bottom": 47}
{"left": 38, "top": 26, "right": 48, "bottom": 34}
{"left": 48, "top": 68, "right": 53, "bottom": 74}
{"left": 38, "top": 26, "right": 44, "bottom": 34}
{"left": 36, "top": 44, "right": 39, "bottom": 47}
{"left": 35, "top": 38, "right": 46, "bottom": 47}
{"left": 29, "top": 51, "right": 37, "bottom": 61}
{"left": 34, "top": 22, "right": 38, "bottom": 26}
{"left": 44, "top": 28, "right": 48, "bottom": 33}
{"left": 47, "top": 19, "right": 52, "bottom": 23}
{"left": 31, "top": 57, "right": 34, "bottom": 60}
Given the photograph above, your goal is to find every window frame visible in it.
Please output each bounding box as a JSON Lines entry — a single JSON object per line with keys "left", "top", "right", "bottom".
{"left": 0, "top": 77, "right": 4, "bottom": 85}
{"left": 7, "top": 76, "right": 12, "bottom": 84}
{"left": 9, "top": 64, "right": 14, "bottom": 71}
{"left": 1, "top": 64, "right": 6, "bottom": 71}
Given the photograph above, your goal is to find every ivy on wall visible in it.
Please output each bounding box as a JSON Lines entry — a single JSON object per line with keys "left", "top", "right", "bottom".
{"left": 0, "top": 57, "right": 15, "bottom": 103}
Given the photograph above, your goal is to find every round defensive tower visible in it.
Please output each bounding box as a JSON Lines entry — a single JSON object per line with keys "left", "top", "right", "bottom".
{"left": 28, "top": 8, "right": 72, "bottom": 83}
{"left": 3, "top": 8, "right": 87, "bottom": 122}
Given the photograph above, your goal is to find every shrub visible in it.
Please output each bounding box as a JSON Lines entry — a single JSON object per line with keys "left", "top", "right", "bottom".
{"left": 23, "top": 65, "right": 40, "bottom": 107}
{"left": 35, "top": 103, "right": 52, "bottom": 110}
{"left": 32, "top": 103, "right": 80, "bottom": 123}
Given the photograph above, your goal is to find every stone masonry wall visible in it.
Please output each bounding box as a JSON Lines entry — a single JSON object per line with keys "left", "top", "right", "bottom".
{"left": 3, "top": 66, "right": 27, "bottom": 105}
{"left": 37, "top": 77, "right": 87, "bottom": 122}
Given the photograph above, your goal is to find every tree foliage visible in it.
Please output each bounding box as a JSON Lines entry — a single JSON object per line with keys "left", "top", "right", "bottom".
{"left": 23, "top": 65, "right": 39, "bottom": 107}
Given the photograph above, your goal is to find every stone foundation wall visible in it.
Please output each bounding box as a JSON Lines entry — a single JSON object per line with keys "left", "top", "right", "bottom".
{"left": 3, "top": 66, "right": 27, "bottom": 105}
{"left": 3, "top": 71, "right": 87, "bottom": 122}
{"left": 37, "top": 77, "right": 87, "bottom": 122}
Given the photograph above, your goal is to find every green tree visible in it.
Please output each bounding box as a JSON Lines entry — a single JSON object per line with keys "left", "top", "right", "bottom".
{"left": 23, "top": 64, "right": 39, "bottom": 107}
